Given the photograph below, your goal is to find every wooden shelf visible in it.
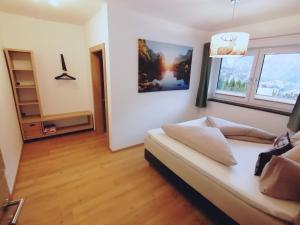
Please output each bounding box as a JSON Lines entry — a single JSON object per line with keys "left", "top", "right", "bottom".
{"left": 16, "top": 85, "right": 36, "bottom": 89}
{"left": 21, "top": 115, "right": 42, "bottom": 123}
{"left": 20, "top": 111, "right": 94, "bottom": 139}
{"left": 4, "top": 48, "right": 31, "bottom": 53}
{"left": 42, "top": 111, "right": 93, "bottom": 137}
{"left": 4, "top": 48, "right": 94, "bottom": 141}
{"left": 43, "top": 111, "right": 92, "bottom": 121}
{"left": 4, "top": 47, "right": 42, "bottom": 142}
{"left": 56, "top": 124, "right": 93, "bottom": 134}
{"left": 44, "top": 124, "right": 93, "bottom": 137}
{"left": 18, "top": 100, "right": 39, "bottom": 106}
{"left": 13, "top": 69, "right": 33, "bottom": 72}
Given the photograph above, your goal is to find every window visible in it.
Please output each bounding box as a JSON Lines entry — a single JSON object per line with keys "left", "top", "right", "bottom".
{"left": 216, "top": 56, "right": 254, "bottom": 97}
{"left": 255, "top": 53, "right": 300, "bottom": 104}
{"left": 210, "top": 46, "right": 300, "bottom": 113}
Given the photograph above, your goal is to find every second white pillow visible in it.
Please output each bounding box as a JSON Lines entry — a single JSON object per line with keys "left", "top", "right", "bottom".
{"left": 282, "top": 145, "right": 300, "bottom": 163}
{"left": 162, "top": 124, "right": 237, "bottom": 166}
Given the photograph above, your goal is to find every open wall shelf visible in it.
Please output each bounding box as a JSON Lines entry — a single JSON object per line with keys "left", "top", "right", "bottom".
{"left": 4, "top": 48, "right": 94, "bottom": 141}
{"left": 41, "top": 111, "right": 93, "bottom": 138}
{"left": 21, "top": 115, "right": 42, "bottom": 123}
{"left": 16, "top": 88, "right": 39, "bottom": 104}
{"left": 13, "top": 70, "right": 36, "bottom": 87}
{"left": 4, "top": 49, "right": 43, "bottom": 137}
{"left": 8, "top": 51, "right": 33, "bottom": 71}
{"left": 18, "top": 111, "right": 93, "bottom": 140}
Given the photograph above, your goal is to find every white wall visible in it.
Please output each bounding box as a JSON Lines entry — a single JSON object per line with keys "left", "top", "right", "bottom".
{"left": 85, "top": 4, "right": 109, "bottom": 48}
{"left": 84, "top": 4, "right": 113, "bottom": 145}
{"left": 0, "top": 29, "right": 23, "bottom": 192}
{"left": 107, "top": 5, "right": 210, "bottom": 150}
{"left": 202, "top": 14, "right": 300, "bottom": 135}
{"left": 197, "top": 102, "right": 289, "bottom": 135}
{"left": 0, "top": 12, "right": 92, "bottom": 115}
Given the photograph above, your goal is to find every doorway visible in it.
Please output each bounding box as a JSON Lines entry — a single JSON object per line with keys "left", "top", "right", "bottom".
{"left": 90, "top": 44, "right": 109, "bottom": 142}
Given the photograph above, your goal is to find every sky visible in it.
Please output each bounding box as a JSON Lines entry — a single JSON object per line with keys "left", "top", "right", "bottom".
{"left": 146, "top": 39, "right": 192, "bottom": 65}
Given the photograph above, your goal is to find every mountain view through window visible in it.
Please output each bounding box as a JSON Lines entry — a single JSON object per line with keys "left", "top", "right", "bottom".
{"left": 256, "top": 53, "right": 300, "bottom": 103}
{"left": 217, "top": 56, "right": 254, "bottom": 95}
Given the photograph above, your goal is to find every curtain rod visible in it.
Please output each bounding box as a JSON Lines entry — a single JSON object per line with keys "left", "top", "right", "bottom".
{"left": 250, "top": 32, "right": 300, "bottom": 41}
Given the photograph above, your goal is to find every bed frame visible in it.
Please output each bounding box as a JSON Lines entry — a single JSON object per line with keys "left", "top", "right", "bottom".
{"left": 144, "top": 135, "right": 295, "bottom": 225}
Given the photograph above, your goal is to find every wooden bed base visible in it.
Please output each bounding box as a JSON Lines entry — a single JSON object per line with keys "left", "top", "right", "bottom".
{"left": 144, "top": 149, "right": 238, "bottom": 225}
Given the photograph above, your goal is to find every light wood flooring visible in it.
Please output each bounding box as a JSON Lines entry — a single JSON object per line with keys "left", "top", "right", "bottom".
{"left": 13, "top": 131, "right": 217, "bottom": 225}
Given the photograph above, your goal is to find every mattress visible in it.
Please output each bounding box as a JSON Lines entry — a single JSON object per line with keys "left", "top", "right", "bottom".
{"left": 145, "top": 118, "right": 300, "bottom": 223}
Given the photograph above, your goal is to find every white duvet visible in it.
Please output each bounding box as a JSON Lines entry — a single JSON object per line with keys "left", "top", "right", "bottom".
{"left": 146, "top": 118, "right": 300, "bottom": 223}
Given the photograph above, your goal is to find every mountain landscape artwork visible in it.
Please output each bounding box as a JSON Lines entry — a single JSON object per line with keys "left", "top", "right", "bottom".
{"left": 138, "top": 39, "right": 193, "bottom": 93}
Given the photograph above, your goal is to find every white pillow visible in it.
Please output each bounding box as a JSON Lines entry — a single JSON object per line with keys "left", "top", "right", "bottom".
{"left": 162, "top": 124, "right": 237, "bottom": 166}
{"left": 282, "top": 145, "right": 300, "bottom": 163}
{"left": 207, "top": 116, "right": 276, "bottom": 141}
{"left": 291, "top": 131, "right": 300, "bottom": 146}
{"left": 292, "top": 131, "right": 300, "bottom": 139}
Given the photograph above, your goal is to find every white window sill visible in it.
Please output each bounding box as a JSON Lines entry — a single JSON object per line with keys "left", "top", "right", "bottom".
{"left": 208, "top": 98, "right": 291, "bottom": 116}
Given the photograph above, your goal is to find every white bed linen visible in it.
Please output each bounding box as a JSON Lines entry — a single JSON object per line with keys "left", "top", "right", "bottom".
{"left": 146, "top": 118, "right": 300, "bottom": 223}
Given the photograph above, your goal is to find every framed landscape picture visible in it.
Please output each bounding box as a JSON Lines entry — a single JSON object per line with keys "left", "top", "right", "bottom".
{"left": 138, "top": 39, "right": 193, "bottom": 93}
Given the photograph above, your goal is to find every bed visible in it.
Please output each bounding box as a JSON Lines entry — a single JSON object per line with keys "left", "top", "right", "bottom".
{"left": 144, "top": 117, "right": 300, "bottom": 225}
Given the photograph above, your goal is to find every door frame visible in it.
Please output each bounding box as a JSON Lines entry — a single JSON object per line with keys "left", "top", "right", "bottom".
{"left": 89, "top": 44, "right": 109, "bottom": 143}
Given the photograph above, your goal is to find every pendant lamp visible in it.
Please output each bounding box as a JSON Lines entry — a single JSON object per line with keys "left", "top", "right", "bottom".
{"left": 210, "top": 0, "right": 249, "bottom": 58}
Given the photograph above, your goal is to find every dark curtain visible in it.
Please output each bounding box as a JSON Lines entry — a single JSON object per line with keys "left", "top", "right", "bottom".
{"left": 288, "top": 94, "right": 300, "bottom": 132}
{"left": 195, "top": 43, "right": 212, "bottom": 108}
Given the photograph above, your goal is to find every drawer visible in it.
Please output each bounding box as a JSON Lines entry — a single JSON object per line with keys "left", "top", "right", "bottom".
{"left": 22, "top": 122, "right": 42, "bottom": 139}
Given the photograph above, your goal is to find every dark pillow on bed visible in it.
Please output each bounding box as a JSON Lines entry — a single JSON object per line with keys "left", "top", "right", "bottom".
{"left": 255, "top": 133, "right": 293, "bottom": 176}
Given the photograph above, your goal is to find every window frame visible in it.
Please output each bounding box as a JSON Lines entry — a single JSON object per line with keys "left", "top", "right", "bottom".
{"left": 209, "top": 45, "right": 300, "bottom": 113}
{"left": 211, "top": 49, "right": 259, "bottom": 104}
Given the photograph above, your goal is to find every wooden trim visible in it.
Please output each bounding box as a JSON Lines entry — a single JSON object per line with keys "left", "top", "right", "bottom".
{"left": 208, "top": 98, "right": 291, "bottom": 116}
{"left": 4, "top": 49, "right": 26, "bottom": 139}
{"left": 113, "top": 143, "right": 144, "bottom": 152}
{"left": 89, "top": 44, "right": 104, "bottom": 53}
{"left": 3, "top": 48, "right": 31, "bottom": 53}
{"left": 90, "top": 47, "right": 103, "bottom": 133}
{"left": 30, "top": 51, "right": 43, "bottom": 116}
{"left": 89, "top": 44, "right": 110, "bottom": 146}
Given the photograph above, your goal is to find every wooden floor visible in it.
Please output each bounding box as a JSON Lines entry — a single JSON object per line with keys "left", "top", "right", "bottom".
{"left": 13, "top": 131, "right": 216, "bottom": 225}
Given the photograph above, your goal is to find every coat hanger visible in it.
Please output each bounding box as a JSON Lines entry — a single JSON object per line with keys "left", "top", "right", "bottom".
{"left": 55, "top": 54, "right": 76, "bottom": 80}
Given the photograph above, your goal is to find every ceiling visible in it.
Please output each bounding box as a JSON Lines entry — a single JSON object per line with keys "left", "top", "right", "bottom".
{"left": 0, "top": 0, "right": 105, "bottom": 25}
{"left": 0, "top": 0, "right": 299, "bottom": 30}
{"left": 108, "top": 0, "right": 300, "bottom": 31}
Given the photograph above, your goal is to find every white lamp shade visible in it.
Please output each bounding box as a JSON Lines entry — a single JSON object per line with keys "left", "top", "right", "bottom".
{"left": 210, "top": 32, "right": 249, "bottom": 58}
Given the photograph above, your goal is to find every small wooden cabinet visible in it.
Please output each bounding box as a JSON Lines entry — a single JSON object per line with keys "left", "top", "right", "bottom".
{"left": 4, "top": 48, "right": 94, "bottom": 141}
{"left": 22, "top": 122, "right": 43, "bottom": 140}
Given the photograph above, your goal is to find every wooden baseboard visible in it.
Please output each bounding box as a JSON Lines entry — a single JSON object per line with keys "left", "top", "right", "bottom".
{"left": 111, "top": 143, "right": 144, "bottom": 152}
